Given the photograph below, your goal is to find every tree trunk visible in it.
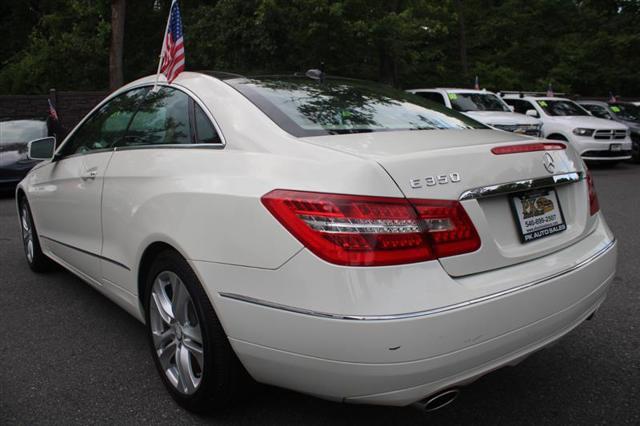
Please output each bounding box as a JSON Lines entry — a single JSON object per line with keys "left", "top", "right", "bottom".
{"left": 455, "top": 0, "right": 469, "bottom": 80}
{"left": 109, "top": 0, "right": 126, "bottom": 91}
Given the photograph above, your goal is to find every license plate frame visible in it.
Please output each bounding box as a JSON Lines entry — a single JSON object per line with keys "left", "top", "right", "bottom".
{"left": 509, "top": 188, "right": 567, "bottom": 243}
{"left": 610, "top": 143, "right": 622, "bottom": 152}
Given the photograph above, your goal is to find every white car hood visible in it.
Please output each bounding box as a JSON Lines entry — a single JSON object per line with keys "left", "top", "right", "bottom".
{"left": 463, "top": 111, "right": 540, "bottom": 126}
{"left": 547, "top": 115, "right": 629, "bottom": 129}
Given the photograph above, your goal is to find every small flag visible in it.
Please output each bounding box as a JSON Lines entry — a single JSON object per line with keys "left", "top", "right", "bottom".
{"left": 159, "top": 0, "right": 185, "bottom": 84}
{"left": 48, "top": 99, "right": 59, "bottom": 121}
{"left": 546, "top": 83, "right": 554, "bottom": 97}
{"left": 474, "top": 76, "right": 480, "bottom": 90}
{"left": 608, "top": 92, "right": 617, "bottom": 103}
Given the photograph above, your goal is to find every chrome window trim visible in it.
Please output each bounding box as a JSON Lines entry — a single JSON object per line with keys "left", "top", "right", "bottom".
{"left": 218, "top": 238, "right": 615, "bottom": 321}
{"left": 52, "top": 81, "right": 226, "bottom": 160}
{"left": 458, "top": 171, "right": 583, "bottom": 201}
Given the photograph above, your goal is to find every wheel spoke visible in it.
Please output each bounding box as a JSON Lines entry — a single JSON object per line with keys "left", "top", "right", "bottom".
{"left": 171, "top": 276, "right": 189, "bottom": 324}
{"left": 183, "top": 337, "right": 204, "bottom": 370}
{"left": 182, "top": 325, "right": 202, "bottom": 345}
{"left": 151, "top": 284, "right": 174, "bottom": 325}
{"left": 176, "top": 343, "right": 198, "bottom": 394}
{"left": 152, "top": 328, "right": 175, "bottom": 350}
{"left": 157, "top": 340, "right": 177, "bottom": 373}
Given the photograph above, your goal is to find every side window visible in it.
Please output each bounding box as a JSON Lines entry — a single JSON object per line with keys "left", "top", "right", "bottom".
{"left": 416, "top": 92, "right": 446, "bottom": 106}
{"left": 124, "top": 88, "right": 192, "bottom": 146}
{"left": 58, "top": 87, "right": 147, "bottom": 157}
{"left": 507, "top": 99, "right": 534, "bottom": 115}
{"left": 194, "top": 103, "right": 221, "bottom": 144}
{"left": 583, "top": 104, "right": 611, "bottom": 119}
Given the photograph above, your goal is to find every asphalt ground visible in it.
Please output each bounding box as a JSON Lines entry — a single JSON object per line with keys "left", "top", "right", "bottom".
{"left": 1, "top": 164, "right": 639, "bottom": 425}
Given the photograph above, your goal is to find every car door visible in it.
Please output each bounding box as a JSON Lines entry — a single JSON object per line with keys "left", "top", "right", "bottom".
{"left": 100, "top": 86, "right": 223, "bottom": 298}
{"left": 27, "top": 87, "right": 148, "bottom": 280}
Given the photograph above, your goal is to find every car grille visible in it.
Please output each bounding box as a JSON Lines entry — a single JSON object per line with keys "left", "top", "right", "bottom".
{"left": 594, "top": 129, "right": 627, "bottom": 140}
{"left": 582, "top": 149, "right": 631, "bottom": 158}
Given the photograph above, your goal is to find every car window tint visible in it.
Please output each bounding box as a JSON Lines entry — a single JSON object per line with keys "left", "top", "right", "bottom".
{"left": 505, "top": 99, "right": 534, "bottom": 115}
{"left": 226, "top": 77, "right": 485, "bottom": 137}
{"left": 415, "top": 92, "right": 446, "bottom": 106}
{"left": 58, "top": 87, "right": 148, "bottom": 157}
{"left": 194, "top": 104, "right": 221, "bottom": 144}
{"left": 124, "top": 88, "right": 192, "bottom": 146}
{"left": 582, "top": 104, "right": 611, "bottom": 119}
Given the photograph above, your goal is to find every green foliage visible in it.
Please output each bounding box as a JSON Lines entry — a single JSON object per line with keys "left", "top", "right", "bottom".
{"left": 1, "top": 0, "right": 639, "bottom": 96}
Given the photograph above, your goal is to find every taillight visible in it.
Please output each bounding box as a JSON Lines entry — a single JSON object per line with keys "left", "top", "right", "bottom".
{"left": 586, "top": 170, "right": 599, "bottom": 215}
{"left": 491, "top": 142, "right": 566, "bottom": 155}
{"left": 261, "top": 190, "right": 480, "bottom": 266}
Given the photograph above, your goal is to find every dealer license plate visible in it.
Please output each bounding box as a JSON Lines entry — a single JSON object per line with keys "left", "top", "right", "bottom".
{"left": 510, "top": 189, "right": 566, "bottom": 243}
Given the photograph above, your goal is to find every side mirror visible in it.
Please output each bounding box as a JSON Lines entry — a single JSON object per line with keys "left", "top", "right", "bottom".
{"left": 525, "top": 109, "right": 539, "bottom": 118}
{"left": 28, "top": 137, "right": 56, "bottom": 160}
{"left": 507, "top": 105, "right": 515, "bottom": 112}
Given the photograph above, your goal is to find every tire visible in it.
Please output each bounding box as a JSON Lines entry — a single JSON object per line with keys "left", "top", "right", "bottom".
{"left": 19, "top": 198, "right": 54, "bottom": 272}
{"left": 144, "top": 249, "right": 246, "bottom": 413}
{"left": 631, "top": 141, "right": 640, "bottom": 163}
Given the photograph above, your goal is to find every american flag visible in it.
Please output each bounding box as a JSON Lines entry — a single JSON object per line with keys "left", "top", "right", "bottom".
{"left": 48, "top": 99, "right": 59, "bottom": 121}
{"left": 546, "top": 83, "right": 554, "bottom": 97}
{"left": 160, "top": 0, "right": 185, "bottom": 84}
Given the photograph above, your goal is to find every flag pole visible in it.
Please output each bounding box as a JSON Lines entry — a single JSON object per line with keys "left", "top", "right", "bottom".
{"left": 153, "top": 0, "right": 176, "bottom": 92}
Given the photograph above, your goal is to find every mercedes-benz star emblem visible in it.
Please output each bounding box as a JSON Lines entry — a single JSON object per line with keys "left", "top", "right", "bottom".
{"left": 543, "top": 152, "right": 555, "bottom": 174}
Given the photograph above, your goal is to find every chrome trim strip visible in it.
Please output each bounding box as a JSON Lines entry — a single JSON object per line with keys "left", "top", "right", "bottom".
{"left": 219, "top": 238, "right": 615, "bottom": 321}
{"left": 40, "top": 235, "right": 131, "bottom": 271}
{"left": 52, "top": 81, "right": 226, "bottom": 160}
{"left": 459, "top": 172, "right": 583, "bottom": 201}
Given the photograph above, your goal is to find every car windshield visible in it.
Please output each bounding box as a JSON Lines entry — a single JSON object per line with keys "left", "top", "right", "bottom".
{"left": 223, "top": 77, "right": 485, "bottom": 137}
{"left": 609, "top": 103, "right": 640, "bottom": 122}
{"left": 0, "top": 119, "right": 47, "bottom": 145}
{"left": 536, "top": 100, "right": 590, "bottom": 116}
{"left": 449, "top": 93, "right": 510, "bottom": 112}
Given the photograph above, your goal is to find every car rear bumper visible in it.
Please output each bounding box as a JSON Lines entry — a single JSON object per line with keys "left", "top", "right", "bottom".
{"left": 195, "top": 217, "right": 616, "bottom": 406}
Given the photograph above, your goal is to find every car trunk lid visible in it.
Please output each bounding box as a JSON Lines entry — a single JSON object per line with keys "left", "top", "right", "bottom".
{"left": 301, "top": 129, "right": 593, "bottom": 276}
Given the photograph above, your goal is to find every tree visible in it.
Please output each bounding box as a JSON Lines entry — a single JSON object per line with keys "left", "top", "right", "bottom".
{"left": 109, "top": 0, "right": 126, "bottom": 91}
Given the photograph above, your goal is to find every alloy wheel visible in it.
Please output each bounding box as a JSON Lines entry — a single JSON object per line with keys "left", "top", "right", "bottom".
{"left": 149, "top": 271, "right": 204, "bottom": 395}
{"left": 21, "top": 205, "right": 34, "bottom": 264}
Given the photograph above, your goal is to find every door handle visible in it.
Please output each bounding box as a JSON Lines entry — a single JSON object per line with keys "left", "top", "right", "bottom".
{"left": 81, "top": 168, "right": 98, "bottom": 181}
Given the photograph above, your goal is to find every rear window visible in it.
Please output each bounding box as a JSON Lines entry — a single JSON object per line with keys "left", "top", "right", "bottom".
{"left": 450, "top": 93, "right": 511, "bottom": 112}
{"left": 224, "top": 77, "right": 485, "bottom": 137}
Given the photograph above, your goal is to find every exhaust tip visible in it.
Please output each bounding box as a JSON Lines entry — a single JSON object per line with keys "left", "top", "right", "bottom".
{"left": 413, "top": 388, "right": 460, "bottom": 412}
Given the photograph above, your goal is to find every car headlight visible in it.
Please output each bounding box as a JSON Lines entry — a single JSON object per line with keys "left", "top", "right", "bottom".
{"left": 572, "top": 128, "right": 595, "bottom": 136}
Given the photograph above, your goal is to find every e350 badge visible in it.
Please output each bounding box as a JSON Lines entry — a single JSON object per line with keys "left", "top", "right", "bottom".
{"left": 409, "top": 172, "right": 461, "bottom": 189}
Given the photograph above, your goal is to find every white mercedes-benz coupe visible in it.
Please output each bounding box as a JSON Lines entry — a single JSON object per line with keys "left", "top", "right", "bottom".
{"left": 16, "top": 71, "right": 617, "bottom": 413}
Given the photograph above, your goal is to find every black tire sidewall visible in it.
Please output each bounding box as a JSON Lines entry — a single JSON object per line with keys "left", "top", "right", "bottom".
{"left": 19, "top": 199, "right": 51, "bottom": 272}
{"left": 144, "top": 250, "right": 239, "bottom": 412}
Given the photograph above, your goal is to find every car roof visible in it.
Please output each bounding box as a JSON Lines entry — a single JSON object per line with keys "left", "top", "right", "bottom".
{"left": 503, "top": 95, "right": 572, "bottom": 101}
{"left": 409, "top": 88, "right": 493, "bottom": 94}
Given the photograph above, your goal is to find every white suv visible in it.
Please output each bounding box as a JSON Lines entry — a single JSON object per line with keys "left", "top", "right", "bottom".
{"left": 503, "top": 94, "right": 632, "bottom": 162}
{"left": 408, "top": 88, "right": 542, "bottom": 137}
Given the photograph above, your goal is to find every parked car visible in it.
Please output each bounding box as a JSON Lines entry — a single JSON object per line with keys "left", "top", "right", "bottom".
{"left": 577, "top": 100, "right": 640, "bottom": 162}
{"left": 503, "top": 93, "right": 632, "bottom": 163}
{"left": 407, "top": 88, "right": 542, "bottom": 137}
{"left": 16, "top": 72, "right": 616, "bottom": 413}
{"left": 0, "top": 118, "right": 49, "bottom": 191}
